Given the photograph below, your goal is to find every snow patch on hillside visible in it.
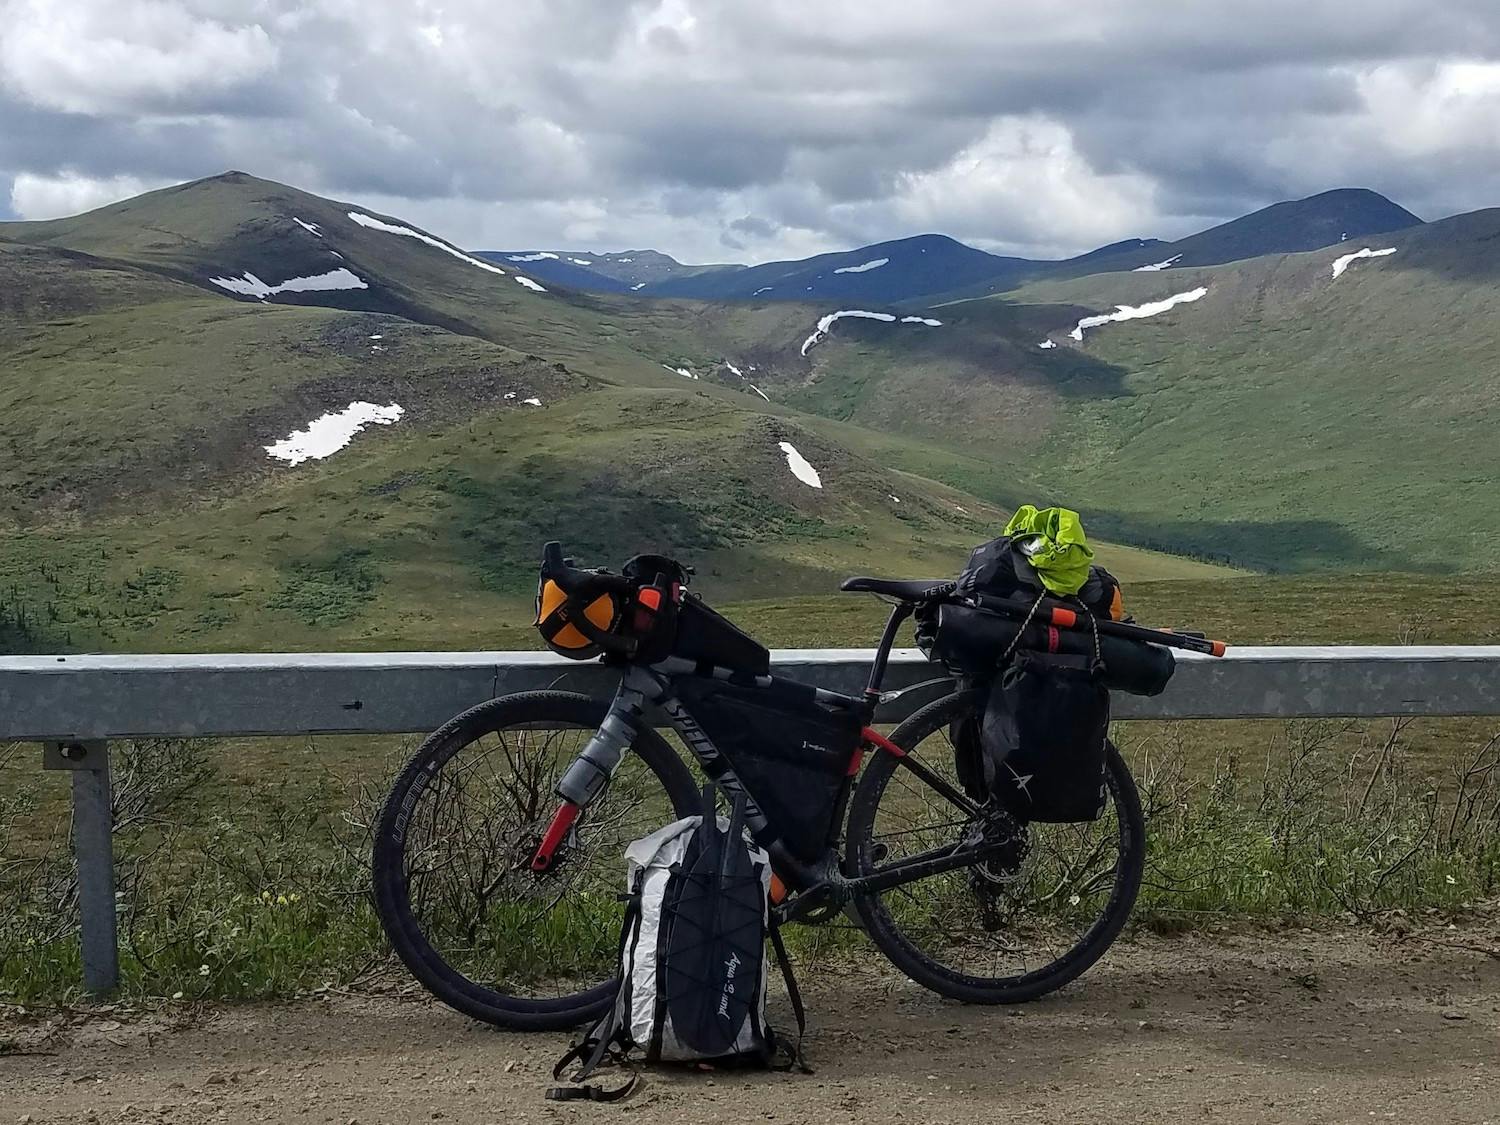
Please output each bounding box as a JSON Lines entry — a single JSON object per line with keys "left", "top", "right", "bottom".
{"left": 569, "top": 258, "right": 592, "bottom": 265}
{"left": 800, "top": 310, "right": 942, "bottom": 354}
{"left": 1038, "top": 339, "right": 1056, "bottom": 349}
{"left": 265, "top": 402, "right": 403, "bottom": 465}
{"left": 777, "top": 441, "right": 822, "bottom": 488}
{"left": 749, "top": 384, "right": 770, "bottom": 401}
{"left": 752, "top": 286, "right": 773, "bottom": 295}
{"left": 210, "top": 268, "right": 368, "bottom": 299}
{"left": 834, "top": 257, "right": 889, "bottom": 274}
{"left": 1133, "top": 254, "right": 1181, "bottom": 272}
{"left": 800, "top": 309, "right": 895, "bottom": 355}
{"left": 726, "top": 361, "right": 744, "bottom": 377}
{"left": 523, "top": 397, "right": 542, "bottom": 406}
{"left": 1331, "top": 247, "right": 1397, "bottom": 280}
{"left": 631, "top": 282, "right": 646, "bottom": 290}
{"left": 1068, "top": 287, "right": 1208, "bottom": 341}
{"left": 293, "top": 217, "right": 322, "bottom": 237}
{"left": 508, "top": 252, "right": 557, "bottom": 262}
{"left": 347, "top": 211, "right": 507, "bottom": 276}
{"left": 663, "top": 364, "right": 697, "bottom": 380}
{"left": 514, "top": 276, "right": 547, "bottom": 292}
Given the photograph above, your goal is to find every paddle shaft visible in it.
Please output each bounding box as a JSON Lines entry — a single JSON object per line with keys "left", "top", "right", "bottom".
{"left": 972, "top": 593, "right": 1227, "bottom": 656}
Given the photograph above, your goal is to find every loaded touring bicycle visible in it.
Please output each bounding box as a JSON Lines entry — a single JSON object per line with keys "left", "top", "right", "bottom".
{"left": 373, "top": 541, "right": 1222, "bottom": 1029}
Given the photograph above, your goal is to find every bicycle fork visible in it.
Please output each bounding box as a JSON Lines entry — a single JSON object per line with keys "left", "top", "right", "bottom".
{"left": 528, "top": 673, "right": 651, "bottom": 873}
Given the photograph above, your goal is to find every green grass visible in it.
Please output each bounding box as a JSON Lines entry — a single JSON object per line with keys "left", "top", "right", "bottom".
{"left": 0, "top": 375, "right": 1232, "bottom": 654}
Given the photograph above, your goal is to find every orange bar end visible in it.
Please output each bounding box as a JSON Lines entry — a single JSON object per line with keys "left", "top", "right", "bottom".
{"left": 1051, "top": 607, "right": 1079, "bottom": 628}
{"left": 1210, "top": 640, "right": 1227, "bottom": 657}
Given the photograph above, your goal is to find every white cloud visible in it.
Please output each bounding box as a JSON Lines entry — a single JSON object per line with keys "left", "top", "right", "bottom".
{"left": 0, "top": 0, "right": 278, "bottom": 115}
{"left": 10, "top": 171, "right": 171, "bottom": 219}
{"left": 887, "top": 117, "right": 1160, "bottom": 257}
{"left": 3, "top": 1, "right": 1500, "bottom": 261}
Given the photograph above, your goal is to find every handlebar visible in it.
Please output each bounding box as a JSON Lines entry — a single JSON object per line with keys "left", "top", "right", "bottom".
{"left": 541, "top": 541, "right": 634, "bottom": 599}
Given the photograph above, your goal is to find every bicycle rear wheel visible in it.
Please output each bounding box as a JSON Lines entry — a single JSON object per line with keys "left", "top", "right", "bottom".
{"left": 372, "top": 690, "right": 699, "bottom": 1029}
{"left": 847, "top": 690, "right": 1144, "bottom": 1004}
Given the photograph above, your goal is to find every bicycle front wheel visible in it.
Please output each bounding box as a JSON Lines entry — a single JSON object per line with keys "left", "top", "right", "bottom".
{"left": 372, "top": 690, "right": 699, "bottom": 1029}
{"left": 847, "top": 690, "right": 1144, "bottom": 1004}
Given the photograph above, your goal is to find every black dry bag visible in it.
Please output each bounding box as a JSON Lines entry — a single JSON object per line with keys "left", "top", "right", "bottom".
{"left": 979, "top": 651, "right": 1111, "bottom": 823}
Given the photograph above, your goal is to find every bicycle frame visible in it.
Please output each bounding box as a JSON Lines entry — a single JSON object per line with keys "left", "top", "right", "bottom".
{"left": 532, "top": 599, "right": 1004, "bottom": 922}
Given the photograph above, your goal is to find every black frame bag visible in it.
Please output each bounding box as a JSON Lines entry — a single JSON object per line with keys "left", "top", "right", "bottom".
{"left": 980, "top": 650, "right": 1110, "bottom": 822}
{"left": 668, "top": 678, "right": 862, "bottom": 863}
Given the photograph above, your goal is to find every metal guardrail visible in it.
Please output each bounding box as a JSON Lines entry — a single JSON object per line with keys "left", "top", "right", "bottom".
{"left": 7, "top": 645, "right": 1500, "bottom": 994}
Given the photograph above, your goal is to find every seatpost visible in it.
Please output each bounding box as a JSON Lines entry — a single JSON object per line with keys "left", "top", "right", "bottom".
{"left": 864, "top": 601, "right": 915, "bottom": 705}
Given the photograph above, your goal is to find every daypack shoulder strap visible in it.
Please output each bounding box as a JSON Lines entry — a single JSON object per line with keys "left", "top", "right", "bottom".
{"left": 548, "top": 878, "right": 646, "bottom": 1100}
{"left": 544, "top": 1072, "right": 638, "bottom": 1103}
{"left": 768, "top": 922, "right": 813, "bottom": 1074}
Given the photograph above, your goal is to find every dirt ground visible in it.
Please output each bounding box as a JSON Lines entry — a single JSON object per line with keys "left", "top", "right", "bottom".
{"left": 3, "top": 927, "right": 1498, "bottom": 1125}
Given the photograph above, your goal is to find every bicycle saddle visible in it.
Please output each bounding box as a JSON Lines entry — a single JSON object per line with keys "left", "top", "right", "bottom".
{"left": 838, "top": 577, "right": 954, "bottom": 600}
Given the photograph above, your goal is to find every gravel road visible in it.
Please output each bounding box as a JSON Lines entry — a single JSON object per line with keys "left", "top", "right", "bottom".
{"left": 3, "top": 926, "right": 1498, "bottom": 1124}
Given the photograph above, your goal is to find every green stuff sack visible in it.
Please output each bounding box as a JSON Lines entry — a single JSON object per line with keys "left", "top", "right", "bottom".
{"left": 1002, "top": 505, "right": 1095, "bottom": 597}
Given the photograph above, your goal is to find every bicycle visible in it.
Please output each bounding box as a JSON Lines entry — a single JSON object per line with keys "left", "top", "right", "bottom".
{"left": 372, "top": 543, "right": 1146, "bottom": 1029}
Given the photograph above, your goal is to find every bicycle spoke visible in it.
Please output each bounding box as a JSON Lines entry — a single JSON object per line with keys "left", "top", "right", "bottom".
{"left": 858, "top": 704, "right": 1136, "bottom": 988}
{"left": 396, "top": 716, "right": 674, "bottom": 1001}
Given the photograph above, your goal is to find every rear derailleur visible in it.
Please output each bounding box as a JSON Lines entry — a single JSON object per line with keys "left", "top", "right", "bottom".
{"left": 966, "top": 806, "right": 1029, "bottom": 930}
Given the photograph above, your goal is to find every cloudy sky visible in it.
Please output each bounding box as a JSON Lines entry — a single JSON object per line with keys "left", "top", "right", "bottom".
{"left": 4, "top": 0, "right": 1500, "bottom": 263}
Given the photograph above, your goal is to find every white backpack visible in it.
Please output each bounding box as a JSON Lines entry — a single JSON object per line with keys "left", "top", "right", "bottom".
{"left": 549, "top": 791, "right": 806, "bottom": 1102}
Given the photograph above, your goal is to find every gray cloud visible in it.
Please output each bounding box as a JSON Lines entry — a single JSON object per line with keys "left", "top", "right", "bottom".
{"left": 3, "top": 0, "right": 1500, "bottom": 261}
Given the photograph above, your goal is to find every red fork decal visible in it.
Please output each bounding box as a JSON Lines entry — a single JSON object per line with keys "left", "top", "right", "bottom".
{"left": 861, "top": 726, "right": 907, "bottom": 758}
{"left": 531, "top": 802, "right": 580, "bottom": 872}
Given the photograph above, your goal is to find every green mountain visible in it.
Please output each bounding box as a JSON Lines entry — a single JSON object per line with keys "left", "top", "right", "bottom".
{"left": 772, "top": 208, "right": 1496, "bottom": 571}
{"left": 1152, "top": 188, "right": 1422, "bottom": 269}
{"left": 918, "top": 188, "right": 1425, "bottom": 305}
{"left": 481, "top": 188, "right": 1423, "bottom": 308}
{"left": 0, "top": 173, "right": 1227, "bottom": 653}
{"left": 476, "top": 248, "right": 742, "bottom": 293}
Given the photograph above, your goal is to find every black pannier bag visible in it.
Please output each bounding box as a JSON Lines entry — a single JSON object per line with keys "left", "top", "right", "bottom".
{"left": 922, "top": 602, "right": 1174, "bottom": 696}
{"left": 669, "top": 677, "right": 862, "bottom": 863}
{"left": 970, "top": 651, "right": 1111, "bottom": 823}
{"left": 670, "top": 594, "right": 771, "bottom": 677}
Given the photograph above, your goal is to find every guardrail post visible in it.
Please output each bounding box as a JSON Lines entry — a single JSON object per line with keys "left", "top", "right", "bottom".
{"left": 43, "top": 740, "right": 118, "bottom": 994}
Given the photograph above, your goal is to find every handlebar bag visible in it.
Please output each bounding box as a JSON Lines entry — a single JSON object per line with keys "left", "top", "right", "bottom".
{"left": 670, "top": 596, "right": 771, "bottom": 676}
